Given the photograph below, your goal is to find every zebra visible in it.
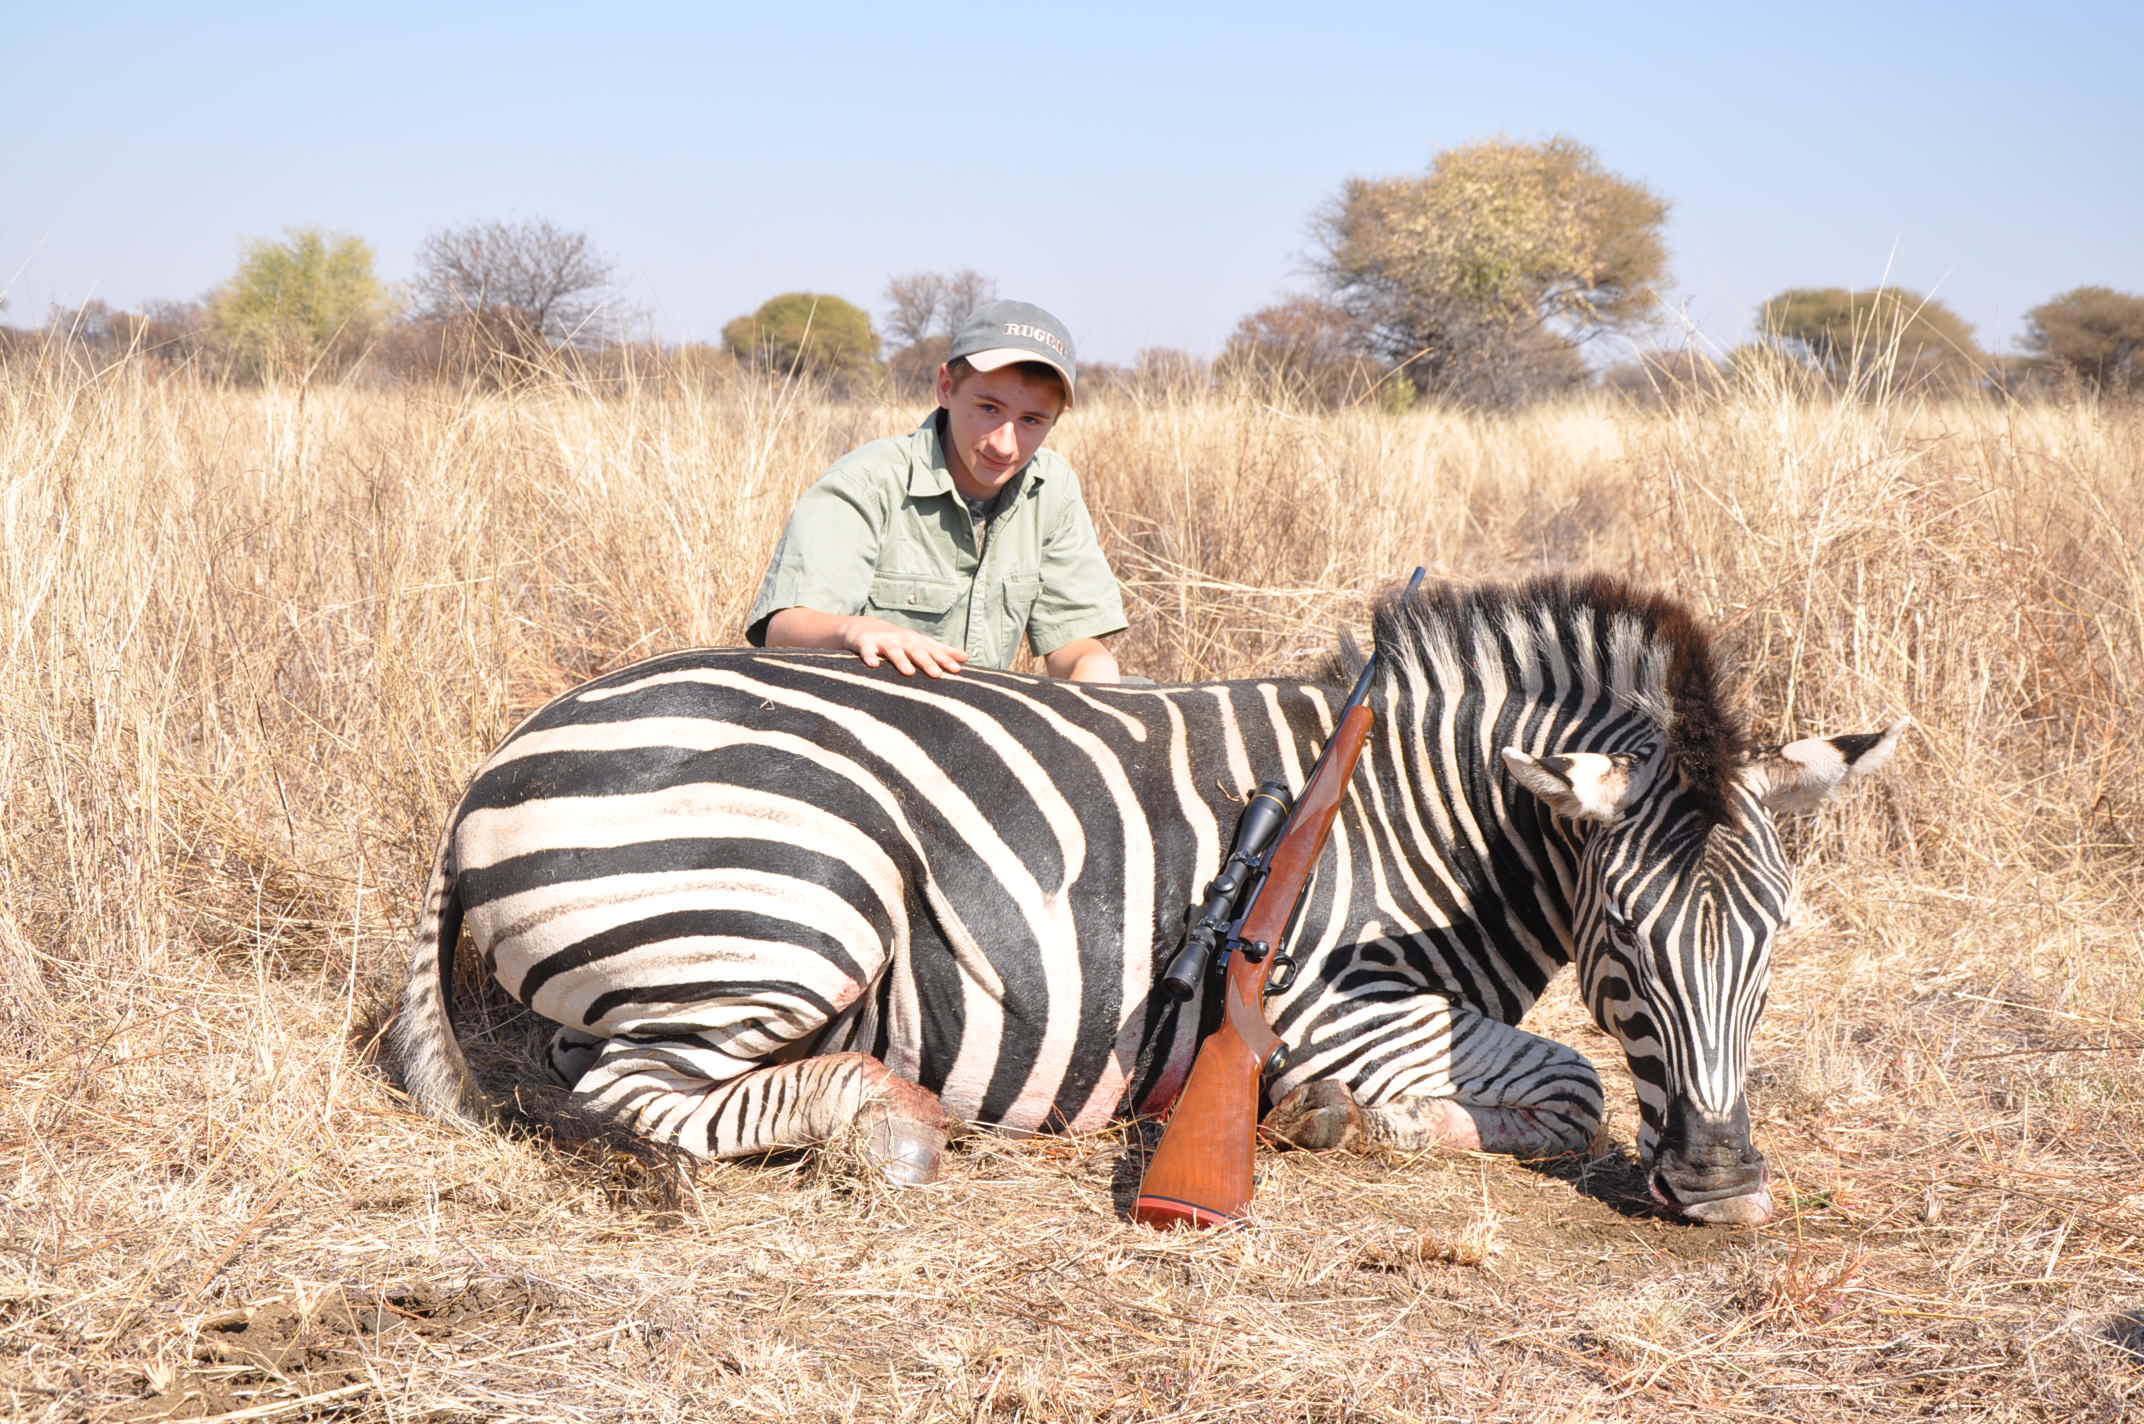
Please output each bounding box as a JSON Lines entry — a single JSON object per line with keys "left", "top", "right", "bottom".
{"left": 387, "top": 573, "right": 1906, "bottom": 1226}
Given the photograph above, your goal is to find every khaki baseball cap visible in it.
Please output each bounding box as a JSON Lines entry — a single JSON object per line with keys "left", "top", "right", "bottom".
{"left": 949, "top": 299, "right": 1077, "bottom": 398}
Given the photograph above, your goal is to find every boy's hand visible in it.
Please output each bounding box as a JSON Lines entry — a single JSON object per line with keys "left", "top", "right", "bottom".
{"left": 845, "top": 620, "right": 972, "bottom": 678}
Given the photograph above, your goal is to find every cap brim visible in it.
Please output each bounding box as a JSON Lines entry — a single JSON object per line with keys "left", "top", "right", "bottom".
{"left": 963, "top": 347, "right": 1074, "bottom": 395}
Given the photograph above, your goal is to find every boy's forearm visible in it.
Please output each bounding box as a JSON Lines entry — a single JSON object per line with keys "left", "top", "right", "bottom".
{"left": 764, "top": 606, "right": 971, "bottom": 677}
{"left": 1044, "top": 638, "right": 1120, "bottom": 683}
{"left": 763, "top": 606, "right": 854, "bottom": 650}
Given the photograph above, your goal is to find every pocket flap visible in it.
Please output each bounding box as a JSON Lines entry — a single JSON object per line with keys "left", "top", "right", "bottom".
{"left": 867, "top": 573, "right": 963, "bottom": 617}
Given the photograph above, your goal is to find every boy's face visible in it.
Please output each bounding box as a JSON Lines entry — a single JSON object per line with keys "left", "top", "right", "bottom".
{"left": 937, "top": 363, "right": 1065, "bottom": 500}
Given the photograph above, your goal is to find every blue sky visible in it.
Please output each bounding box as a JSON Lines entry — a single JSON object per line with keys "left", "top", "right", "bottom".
{"left": 5, "top": 2, "right": 2137, "bottom": 364}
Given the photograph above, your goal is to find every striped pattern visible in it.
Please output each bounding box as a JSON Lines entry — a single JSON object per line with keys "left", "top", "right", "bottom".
{"left": 389, "top": 574, "right": 1891, "bottom": 1214}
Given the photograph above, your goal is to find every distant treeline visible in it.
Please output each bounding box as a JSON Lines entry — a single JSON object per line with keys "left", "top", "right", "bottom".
{"left": 9, "top": 142, "right": 2141, "bottom": 404}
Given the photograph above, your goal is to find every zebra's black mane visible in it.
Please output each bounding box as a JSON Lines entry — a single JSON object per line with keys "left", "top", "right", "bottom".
{"left": 1325, "top": 572, "right": 1747, "bottom": 819}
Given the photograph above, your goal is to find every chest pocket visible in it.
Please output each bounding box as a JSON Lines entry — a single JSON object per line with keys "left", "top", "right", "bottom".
{"left": 1001, "top": 574, "right": 1042, "bottom": 637}
{"left": 865, "top": 573, "right": 965, "bottom": 637}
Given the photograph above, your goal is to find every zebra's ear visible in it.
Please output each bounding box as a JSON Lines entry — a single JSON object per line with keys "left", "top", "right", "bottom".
{"left": 1501, "top": 749, "right": 1644, "bottom": 824}
{"left": 1740, "top": 717, "right": 1911, "bottom": 816}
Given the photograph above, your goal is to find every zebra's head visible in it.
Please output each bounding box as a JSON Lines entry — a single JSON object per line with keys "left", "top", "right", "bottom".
{"left": 1502, "top": 718, "right": 1910, "bottom": 1225}
{"left": 1362, "top": 575, "right": 1908, "bottom": 1225}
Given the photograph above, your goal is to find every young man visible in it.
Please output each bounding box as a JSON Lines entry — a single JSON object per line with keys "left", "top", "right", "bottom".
{"left": 746, "top": 299, "right": 1127, "bottom": 682}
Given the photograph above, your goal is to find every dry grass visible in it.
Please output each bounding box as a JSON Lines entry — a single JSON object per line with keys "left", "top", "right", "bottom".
{"left": 3, "top": 348, "right": 2141, "bottom": 1421}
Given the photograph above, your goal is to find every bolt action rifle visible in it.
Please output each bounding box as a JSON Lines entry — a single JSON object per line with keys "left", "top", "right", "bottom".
{"left": 1132, "top": 568, "right": 1420, "bottom": 1228}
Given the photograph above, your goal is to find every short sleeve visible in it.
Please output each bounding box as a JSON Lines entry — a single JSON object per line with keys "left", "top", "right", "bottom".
{"left": 1025, "top": 477, "right": 1128, "bottom": 656}
{"left": 744, "top": 465, "right": 887, "bottom": 645}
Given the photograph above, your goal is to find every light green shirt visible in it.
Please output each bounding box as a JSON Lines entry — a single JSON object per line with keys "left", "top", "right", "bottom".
{"left": 746, "top": 412, "right": 1127, "bottom": 669}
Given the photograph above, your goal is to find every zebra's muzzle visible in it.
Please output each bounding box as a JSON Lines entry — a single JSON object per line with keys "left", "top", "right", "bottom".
{"left": 1649, "top": 1162, "right": 1773, "bottom": 1225}
{"left": 1649, "top": 1096, "right": 1772, "bottom": 1224}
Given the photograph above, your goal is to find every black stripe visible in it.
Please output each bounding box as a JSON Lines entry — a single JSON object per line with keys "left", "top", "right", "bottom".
{"left": 461, "top": 837, "right": 898, "bottom": 951}
{"left": 589, "top": 979, "right": 841, "bottom": 1039}
{"left": 519, "top": 910, "right": 863, "bottom": 1008}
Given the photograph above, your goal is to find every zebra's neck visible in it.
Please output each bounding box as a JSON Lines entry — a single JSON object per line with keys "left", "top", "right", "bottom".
{"left": 1266, "top": 623, "right": 1667, "bottom": 1018}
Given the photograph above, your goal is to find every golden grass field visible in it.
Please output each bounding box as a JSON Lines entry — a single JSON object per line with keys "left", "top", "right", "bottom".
{"left": 3, "top": 351, "right": 2141, "bottom": 1421}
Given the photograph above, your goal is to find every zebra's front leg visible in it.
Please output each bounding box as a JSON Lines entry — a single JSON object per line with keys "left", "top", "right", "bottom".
{"left": 571, "top": 1036, "right": 948, "bottom": 1185}
{"left": 1264, "top": 1005, "right": 1603, "bottom": 1161}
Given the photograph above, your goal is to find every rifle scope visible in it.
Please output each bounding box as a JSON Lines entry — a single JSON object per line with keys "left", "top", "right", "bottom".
{"left": 1157, "top": 780, "right": 1291, "bottom": 999}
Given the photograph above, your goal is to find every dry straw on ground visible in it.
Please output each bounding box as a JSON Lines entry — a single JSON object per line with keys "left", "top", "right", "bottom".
{"left": 2, "top": 350, "right": 2141, "bottom": 1421}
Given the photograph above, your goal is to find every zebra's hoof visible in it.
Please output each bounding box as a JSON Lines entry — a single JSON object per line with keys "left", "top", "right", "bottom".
{"left": 863, "top": 1116, "right": 945, "bottom": 1186}
{"left": 1261, "top": 1080, "right": 1365, "bottom": 1151}
{"left": 545, "top": 1028, "right": 603, "bottom": 1087}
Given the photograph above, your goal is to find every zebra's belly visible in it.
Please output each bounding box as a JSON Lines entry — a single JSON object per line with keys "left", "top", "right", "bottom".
{"left": 465, "top": 866, "right": 885, "bottom": 1035}
{"left": 453, "top": 775, "right": 1152, "bottom": 1137}
{"left": 455, "top": 785, "right": 909, "bottom": 1031}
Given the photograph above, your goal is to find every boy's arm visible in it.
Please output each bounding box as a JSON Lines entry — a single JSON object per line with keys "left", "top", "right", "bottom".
{"left": 764, "top": 607, "right": 972, "bottom": 678}
{"left": 1042, "top": 637, "right": 1120, "bottom": 683}
{"left": 1029, "top": 473, "right": 1129, "bottom": 680}
{"left": 748, "top": 463, "right": 933, "bottom": 670}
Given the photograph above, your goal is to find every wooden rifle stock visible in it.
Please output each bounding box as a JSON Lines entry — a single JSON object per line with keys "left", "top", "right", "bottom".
{"left": 1131, "top": 701, "right": 1376, "bottom": 1228}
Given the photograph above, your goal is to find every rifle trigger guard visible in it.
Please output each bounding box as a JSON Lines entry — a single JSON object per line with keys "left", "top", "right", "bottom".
{"left": 1267, "top": 953, "right": 1299, "bottom": 994}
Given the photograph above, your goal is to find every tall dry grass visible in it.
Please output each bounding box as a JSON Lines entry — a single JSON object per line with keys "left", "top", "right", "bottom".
{"left": 2, "top": 347, "right": 2141, "bottom": 1420}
